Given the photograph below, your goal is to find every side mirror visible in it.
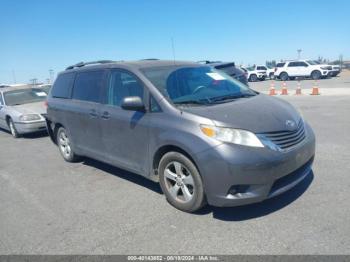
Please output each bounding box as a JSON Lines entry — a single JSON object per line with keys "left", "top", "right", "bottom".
{"left": 121, "top": 96, "right": 145, "bottom": 111}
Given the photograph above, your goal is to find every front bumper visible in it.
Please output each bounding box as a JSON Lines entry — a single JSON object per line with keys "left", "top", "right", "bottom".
{"left": 257, "top": 74, "right": 267, "bottom": 79}
{"left": 14, "top": 120, "right": 47, "bottom": 134}
{"left": 330, "top": 70, "right": 340, "bottom": 76}
{"left": 195, "top": 122, "right": 316, "bottom": 207}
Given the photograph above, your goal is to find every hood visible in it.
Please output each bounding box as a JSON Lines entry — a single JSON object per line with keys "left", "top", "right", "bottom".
{"left": 12, "top": 101, "right": 47, "bottom": 115}
{"left": 182, "top": 94, "right": 301, "bottom": 133}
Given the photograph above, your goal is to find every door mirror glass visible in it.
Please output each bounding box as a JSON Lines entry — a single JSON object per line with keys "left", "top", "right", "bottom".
{"left": 121, "top": 96, "right": 145, "bottom": 111}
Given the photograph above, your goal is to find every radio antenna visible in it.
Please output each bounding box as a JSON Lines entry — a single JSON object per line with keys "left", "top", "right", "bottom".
{"left": 171, "top": 37, "right": 176, "bottom": 64}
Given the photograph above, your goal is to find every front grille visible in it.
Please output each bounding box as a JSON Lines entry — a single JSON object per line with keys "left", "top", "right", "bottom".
{"left": 260, "top": 120, "right": 305, "bottom": 150}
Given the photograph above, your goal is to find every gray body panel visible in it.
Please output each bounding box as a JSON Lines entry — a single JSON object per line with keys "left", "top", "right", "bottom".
{"left": 46, "top": 60, "right": 316, "bottom": 207}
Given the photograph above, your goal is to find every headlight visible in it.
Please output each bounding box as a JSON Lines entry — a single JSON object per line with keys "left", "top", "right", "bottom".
{"left": 321, "top": 66, "right": 331, "bottom": 70}
{"left": 19, "top": 114, "right": 41, "bottom": 121}
{"left": 200, "top": 125, "right": 264, "bottom": 147}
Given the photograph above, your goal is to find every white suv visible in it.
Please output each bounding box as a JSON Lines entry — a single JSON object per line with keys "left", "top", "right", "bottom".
{"left": 275, "top": 60, "right": 332, "bottom": 81}
{"left": 245, "top": 65, "right": 268, "bottom": 82}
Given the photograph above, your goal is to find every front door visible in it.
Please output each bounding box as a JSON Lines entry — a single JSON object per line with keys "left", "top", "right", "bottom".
{"left": 100, "top": 69, "right": 150, "bottom": 174}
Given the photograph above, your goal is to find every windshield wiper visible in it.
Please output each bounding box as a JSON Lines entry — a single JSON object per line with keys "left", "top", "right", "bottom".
{"left": 173, "top": 99, "right": 209, "bottom": 105}
{"left": 210, "top": 93, "right": 255, "bottom": 103}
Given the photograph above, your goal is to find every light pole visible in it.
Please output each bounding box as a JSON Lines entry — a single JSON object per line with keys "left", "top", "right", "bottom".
{"left": 297, "top": 49, "right": 302, "bottom": 60}
{"left": 49, "top": 69, "right": 54, "bottom": 84}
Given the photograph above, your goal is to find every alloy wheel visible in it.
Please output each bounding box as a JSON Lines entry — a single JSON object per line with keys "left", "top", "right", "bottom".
{"left": 164, "top": 161, "right": 195, "bottom": 203}
{"left": 58, "top": 130, "right": 72, "bottom": 159}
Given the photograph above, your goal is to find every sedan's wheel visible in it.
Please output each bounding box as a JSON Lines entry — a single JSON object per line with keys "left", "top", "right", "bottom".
{"left": 159, "top": 152, "right": 206, "bottom": 212}
{"left": 311, "top": 70, "right": 321, "bottom": 80}
{"left": 57, "top": 127, "right": 80, "bottom": 162}
{"left": 8, "top": 118, "right": 20, "bottom": 138}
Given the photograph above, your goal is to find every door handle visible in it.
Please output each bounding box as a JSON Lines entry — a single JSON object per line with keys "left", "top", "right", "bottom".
{"left": 89, "top": 109, "right": 98, "bottom": 118}
{"left": 101, "top": 111, "right": 110, "bottom": 120}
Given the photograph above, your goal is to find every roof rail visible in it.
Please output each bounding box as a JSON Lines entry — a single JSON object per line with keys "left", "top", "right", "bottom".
{"left": 65, "top": 60, "right": 115, "bottom": 70}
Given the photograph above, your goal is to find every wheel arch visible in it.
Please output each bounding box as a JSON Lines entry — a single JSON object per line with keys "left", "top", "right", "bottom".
{"left": 48, "top": 121, "right": 64, "bottom": 144}
{"left": 152, "top": 144, "right": 200, "bottom": 178}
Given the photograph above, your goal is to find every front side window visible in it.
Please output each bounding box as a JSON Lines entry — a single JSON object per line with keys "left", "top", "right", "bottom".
{"left": 298, "top": 62, "right": 308, "bottom": 67}
{"left": 72, "top": 71, "right": 105, "bottom": 103}
{"left": 107, "top": 70, "right": 144, "bottom": 106}
{"left": 0, "top": 93, "right": 3, "bottom": 105}
{"left": 257, "top": 66, "right": 267, "bottom": 70}
{"left": 276, "top": 63, "right": 285, "bottom": 67}
{"left": 3, "top": 88, "right": 47, "bottom": 106}
{"left": 142, "top": 66, "right": 256, "bottom": 106}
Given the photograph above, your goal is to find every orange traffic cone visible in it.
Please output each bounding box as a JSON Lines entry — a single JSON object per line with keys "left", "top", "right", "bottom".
{"left": 295, "top": 80, "right": 302, "bottom": 95}
{"left": 310, "top": 80, "right": 320, "bottom": 95}
{"left": 269, "top": 81, "right": 277, "bottom": 96}
{"left": 281, "top": 81, "right": 288, "bottom": 95}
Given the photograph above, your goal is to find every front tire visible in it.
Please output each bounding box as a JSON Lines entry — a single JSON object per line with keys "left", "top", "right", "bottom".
{"left": 249, "top": 74, "right": 258, "bottom": 82}
{"left": 56, "top": 127, "right": 80, "bottom": 162}
{"left": 311, "top": 70, "right": 321, "bottom": 80}
{"left": 8, "top": 118, "right": 20, "bottom": 138}
{"left": 269, "top": 73, "right": 274, "bottom": 80}
{"left": 159, "top": 152, "right": 206, "bottom": 212}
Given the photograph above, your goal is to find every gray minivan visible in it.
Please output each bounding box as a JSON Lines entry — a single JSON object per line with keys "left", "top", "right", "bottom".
{"left": 46, "top": 60, "right": 315, "bottom": 212}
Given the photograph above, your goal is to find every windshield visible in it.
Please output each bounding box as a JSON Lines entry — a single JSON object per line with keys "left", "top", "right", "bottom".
{"left": 307, "top": 60, "right": 319, "bottom": 65}
{"left": 3, "top": 88, "right": 47, "bottom": 106}
{"left": 142, "top": 66, "right": 256, "bottom": 105}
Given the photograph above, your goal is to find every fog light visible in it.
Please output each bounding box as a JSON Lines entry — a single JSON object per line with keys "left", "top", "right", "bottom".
{"left": 228, "top": 185, "right": 250, "bottom": 195}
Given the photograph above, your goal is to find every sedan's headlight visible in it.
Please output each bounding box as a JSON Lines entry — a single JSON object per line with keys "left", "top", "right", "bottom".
{"left": 19, "top": 114, "right": 41, "bottom": 122}
{"left": 200, "top": 125, "right": 264, "bottom": 147}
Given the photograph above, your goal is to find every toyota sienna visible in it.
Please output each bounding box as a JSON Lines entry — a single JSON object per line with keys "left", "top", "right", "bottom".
{"left": 46, "top": 60, "right": 315, "bottom": 212}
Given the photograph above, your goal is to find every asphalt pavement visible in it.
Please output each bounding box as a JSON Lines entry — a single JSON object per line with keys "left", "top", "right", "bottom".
{"left": 0, "top": 76, "right": 350, "bottom": 254}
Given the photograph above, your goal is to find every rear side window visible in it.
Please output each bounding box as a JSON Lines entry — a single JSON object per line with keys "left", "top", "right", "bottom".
{"left": 288, "top": 62, "right": 299, "bottom": 67}
{"left": 276, "top": 63, "right": 285, "bottom": 67}
{"left": 0, "top": 93, "right": 3, "bottom": 105}
{"left": 51, "top": 73, "right": 75, "bottom": 98}
{"left": 72, "top": 71, "right": 105, "bottom": 103}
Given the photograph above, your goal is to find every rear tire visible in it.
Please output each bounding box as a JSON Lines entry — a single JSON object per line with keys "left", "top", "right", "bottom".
{"left": 56, "top": 127, "right": 80, "bottom": 162}
{"left": 280, "top": 72, "right": 289, "bottom": 81}
{"left": 269, "top": 73, "right": 274, "bottom": 80}
{"left": 7, "top": 118, "right": 20, "bottom": 138}
{"left": 158, "top": 152, "right": 206, "bottom": 212}
{"left": 311, "top": 70, "right": 321, "bottom": 80}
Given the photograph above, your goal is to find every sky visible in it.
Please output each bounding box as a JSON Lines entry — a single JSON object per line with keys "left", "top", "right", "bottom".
{"left": 0, "top": 0, "right": 349, "bottom": 84}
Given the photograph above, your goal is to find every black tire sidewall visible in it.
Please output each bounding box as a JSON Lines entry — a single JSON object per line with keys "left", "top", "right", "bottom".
{"left": 280, "top": 72, "right": 288, "bottom": 81}
{"left": 250, "top": 74, "right": 258, "bottom": 82}
{"left": 8, "top": 118, "right": 19, "bottom": 138}
{"left": 57, "top": 127, "right": 78, "bottom": 162}
{"left": 312, "top": 71, "right": 321, "bottom": 80}
{"left": 158, "top": 152, "right": 205, "bottom": 212}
